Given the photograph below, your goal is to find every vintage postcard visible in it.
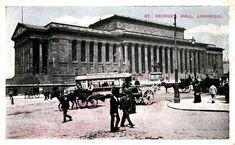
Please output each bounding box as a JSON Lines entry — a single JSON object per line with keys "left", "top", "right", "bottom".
{"left": 0, "top": 1, "right": 234, "bottom": 145}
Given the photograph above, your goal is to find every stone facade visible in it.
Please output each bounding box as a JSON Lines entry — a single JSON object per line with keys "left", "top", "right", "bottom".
{"left": 7, "top": 14, "right": 224, "bottom": 88}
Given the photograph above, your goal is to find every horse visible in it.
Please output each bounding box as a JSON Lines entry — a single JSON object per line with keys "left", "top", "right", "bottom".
{"left": 161, "top": 82, "right": 174, "bottom": 93}
{"left": 50, "top": 86, "right": 79, "bottom": 110}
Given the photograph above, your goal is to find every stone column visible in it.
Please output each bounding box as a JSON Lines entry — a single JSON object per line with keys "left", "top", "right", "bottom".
{"left": 138, "top": 44, "right": 142, "bottom": 73}
{"left": 211, "top": 53, "right": 213, "bottom": 67}
{"left": 211, "top": 53, "right": 214, "bottom": 67}
{"left": 76, "top": 40, "right": 82, "bottom": 73}
{"left": 109, "top": 43, "right": 113, "bottom": 72}
{"left": 191, "top": 50, "right": 195, "bottom": 77}
{"left": 29, "top": 46, "right": 33, "bottom": 74}
{"left": 39, "top": 41, "right": 43, "bottom": 74}
{"left": 203, "top": 51, "right": 206, "bottom": 74}
{"left": 22, "top": 47, "right": 24, "bottom": 74}
{"left": 85, "top": 41, "right": 90, "bottom": 73}
{"left": 124, "top": 43, "right": 128, "bottom": 72}
{"left": 102, "top": 42, "right": 106, "bottom": 73}
{"left": 182, "top": 48, "right": 185, "bottom": 75}
{"left": 150, "top": 45, "right": 154, "bottom": 72}
{"left": 156, "top": 46, "right": 160, "bottom": 72}
{"left": 118, "top": 43, "right": 123, "bottom": 73}
{"left": 167, "top": 47, "right": 171, "bottom": 75}
{"left": 213, "top": 53, "right": 216, "bottom": 68}
{"left": 199, "top": 51, "right": 202, "bottom": 74}
{"left": 156, "top": 46, "right": 160, "bottom": 63}
{"left": 187, "top": 49, "right": 190, "bottom": 74}
{"left": 93, "top": 42, "right": 98, "bottom": 73}
{"left": 162, "top": 46, "right": 165, "bottom": 75}
{"left": 220, "top": 54, "right": 223, "bottom": 75}
{"left": 132, "top": 44, "right": 135, "bottom": 73}
{"left": 178, "top": 48, "right": 181, "bottom": 75}
{"left": 144, "top": 45, "right": 148, "bottom": 73}
{"left": 195, "top": 50, "right": 199, "bottom": 74}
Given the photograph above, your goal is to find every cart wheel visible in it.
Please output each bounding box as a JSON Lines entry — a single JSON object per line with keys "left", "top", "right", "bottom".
{"left": 58, "top": 103, "right": 62, "bottom": 111}
{"left": 88, "top": 99, "right": 98, "bottom": 108}
{"left": 135, "top": 97, "right": 141, "bottom": 104}
{"left": 143, "top": 90, "right": 154, "bottom": 105}
{"left": 179, "top": 88, "right": 184, "bottom": 93}
{"left": 78, "top": 99, "right": 87, "bottom": 108}
{"left": 183, "top": 86, "right": 191, "bottom": 93}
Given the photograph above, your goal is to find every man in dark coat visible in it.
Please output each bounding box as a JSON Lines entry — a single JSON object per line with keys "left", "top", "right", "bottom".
{"left": 120, "top": 90, "right": 135, "bottom": 128}
{"left": 61, "top": 96, "right": 72, "bottom": 123}
{"left": 122, "top": 77, "right": 136, "bottom": 114}
{"left": 110, "top": 87, "right": 120, "bottom": 132}
{"left": 193, "top": 80, "right": 201, "bottom": 103}
{"left": 224, "top": 82, "right": 229, "bottom": 103}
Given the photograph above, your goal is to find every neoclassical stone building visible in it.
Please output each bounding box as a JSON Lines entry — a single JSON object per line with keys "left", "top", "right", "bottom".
{"left": 7, "top": 14, "right": 223, "bottom": 88}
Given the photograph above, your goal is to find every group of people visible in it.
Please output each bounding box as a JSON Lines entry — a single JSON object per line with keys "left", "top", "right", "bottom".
{"left": 193, "top": 80, "right": 218, "bottom": 104}
{"left": 55, "top": 77, "right": 137, "bottom": 128}
{"left": 193, "top": 74, "right": 229, "bottom": 104}
{"left": 110, "top": 77, "right": 136, "bottom": 132}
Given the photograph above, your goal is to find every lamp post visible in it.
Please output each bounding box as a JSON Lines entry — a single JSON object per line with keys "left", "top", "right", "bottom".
{"left": 173, "top": 14, "right": 180, "bottom": 103}
{"left": 191, "top": 37, "right": 196, "bottom": 80}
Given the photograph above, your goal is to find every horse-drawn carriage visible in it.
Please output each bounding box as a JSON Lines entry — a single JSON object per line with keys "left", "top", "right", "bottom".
{"left": 129, "top": 86, "right": 154, "bottom": 105}
{"left": 54, "top": 86, "right": 106, "bottom": 110}
{"left": 161, "top": 77, "right": 193, "bottom": 93}
{"left": 178, "top": 78, "right": 192, "bottom": 93}
{"left": 52, "top": 73, "right": 155, "bottom": 110}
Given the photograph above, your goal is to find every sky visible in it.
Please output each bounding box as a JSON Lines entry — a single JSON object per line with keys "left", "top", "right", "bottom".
{"left": 5, "top": 6, "right": 229, "bottom": 78}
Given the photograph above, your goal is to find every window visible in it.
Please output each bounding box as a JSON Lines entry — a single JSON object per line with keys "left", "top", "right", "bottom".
{"left": 98, "top": 42, "right": 102, "bottom": 62}
{"left": 89, "top": 42, "right": 94, "bottom": 62}
{"left": 72, "top": 40, "right": 77, "bottom": 61}
{"left": 81, "top": 41, "right": 86, "bottom": 62}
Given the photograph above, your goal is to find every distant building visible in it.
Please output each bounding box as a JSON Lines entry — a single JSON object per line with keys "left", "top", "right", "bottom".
{"left": 6, "top": 15, "right": 224, "bottom": 94}
{"left": 223, "top": 61, "right": 229, "bottom": 74}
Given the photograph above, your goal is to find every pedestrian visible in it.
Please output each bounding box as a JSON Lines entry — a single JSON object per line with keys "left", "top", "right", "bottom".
{"left": 224, "top": 82, "right": 229, "bottom": 103}
{"left": 193, "top": 80, "right": 201, "bottom": 103}
{"left": 134, "top": 79, "right": 140, "bottom": 86}
{"left": 120, "top": 90, "right": 135, "bottom": 128}
{"left": 209, "top": 84, "right": 217, "bottom": 104}
{"left": 9, "top": 92, "right": 14, "bottom": 105}
{"left": 110, "top": 87, "right": 120, "bottom": 132}
{"left": 122, "top": 77, "right": 136, "bottom": 114}
{"left": 61, "top": 95, "right": 72, "bottom": 123}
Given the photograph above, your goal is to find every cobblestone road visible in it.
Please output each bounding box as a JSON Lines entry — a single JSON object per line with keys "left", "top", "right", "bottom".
{"left": 6, "top": 87, "right": 229, "bottom": 139}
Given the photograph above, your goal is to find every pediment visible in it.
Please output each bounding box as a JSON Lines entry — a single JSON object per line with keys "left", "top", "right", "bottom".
{"left": 11, "top": 23, "right": 27, "bottom": 40}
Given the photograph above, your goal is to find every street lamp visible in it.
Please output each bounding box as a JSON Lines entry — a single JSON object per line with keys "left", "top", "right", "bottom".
{"left": 173, "top": 14, "right": 180, "bottom": 103}
{"left": 191, "top": 37, "right": 196, "bottom": 80}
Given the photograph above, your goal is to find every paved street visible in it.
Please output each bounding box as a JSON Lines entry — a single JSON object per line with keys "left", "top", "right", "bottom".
{"left": 6, "top": 87, "right": 229, "bottom": 139}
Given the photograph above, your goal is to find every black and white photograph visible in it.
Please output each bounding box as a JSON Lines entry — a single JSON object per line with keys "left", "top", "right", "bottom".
{"left": 0, "top": 1, "right": 234, "bottom": 145}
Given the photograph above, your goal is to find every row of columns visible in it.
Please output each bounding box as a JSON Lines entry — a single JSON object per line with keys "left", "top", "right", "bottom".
{"left": 74, "top": 40, "right": 215, "bottom": 77}
{"left": 15, "top": 43, "right": 32, "bottom": 75}
{"left": 16, "top": 39, "right": 46, "bottom": 75}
